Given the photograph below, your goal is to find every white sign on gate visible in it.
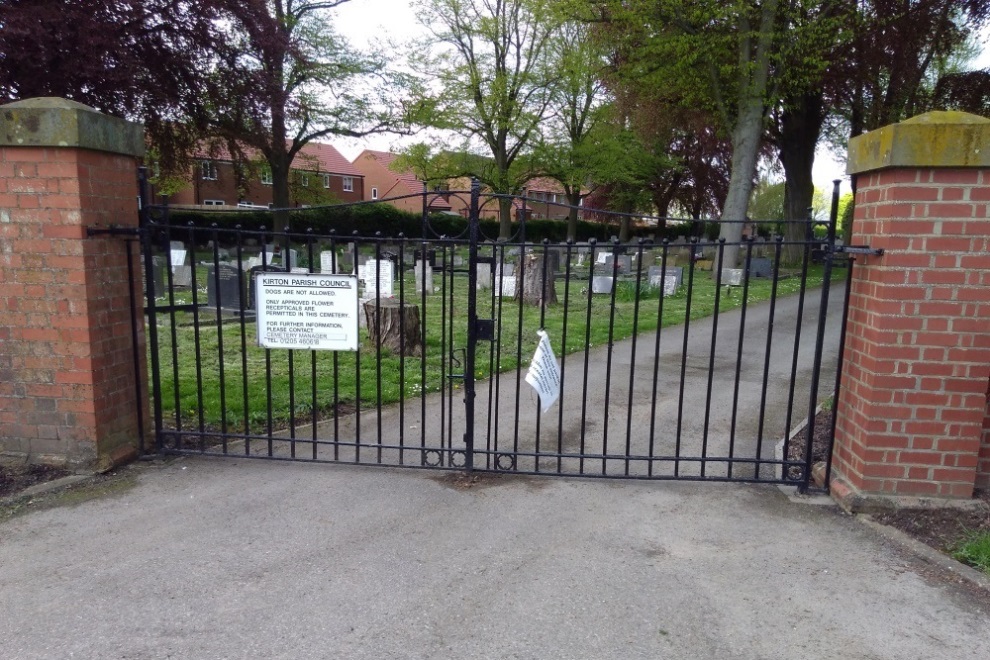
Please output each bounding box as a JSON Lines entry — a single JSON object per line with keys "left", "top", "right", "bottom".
{"left": 525, "top": 330, "right": 561, "bottom": 413}
{"left": 255, "top": 273, "right": 360, "bottom": 351}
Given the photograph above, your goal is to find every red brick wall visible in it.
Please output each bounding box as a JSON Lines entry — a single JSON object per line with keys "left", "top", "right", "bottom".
{"left": 0, "top": 146, "right": 145, "bottom": 469}
{"left": 833, "top": 168, "right": 990, "bottom": 499}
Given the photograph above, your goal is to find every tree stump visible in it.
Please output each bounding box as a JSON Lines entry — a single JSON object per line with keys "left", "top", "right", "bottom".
{"left": 515, "top": 253, "right": 558, "bottom": 306}
{"left": 363, "top": 298, "right": 422, "bottom": 357}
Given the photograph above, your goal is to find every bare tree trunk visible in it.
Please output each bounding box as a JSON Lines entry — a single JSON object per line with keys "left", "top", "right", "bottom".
{"left": 717, "top": 100, "right": 764, "bottom": 274}
{"left": 499, "top": 196, "right": 513, "bottom": 240}
{"left": 515, "top": 253, "right": 557, "bottom": 306}
{"left": 779, "top": 91, "right": 824, "bottom": 264}
{"left": 566, "top": 191, "right": 581, "bottom": 241}
{"left": 363, "top": 299, "right": 422, "bottom": 357}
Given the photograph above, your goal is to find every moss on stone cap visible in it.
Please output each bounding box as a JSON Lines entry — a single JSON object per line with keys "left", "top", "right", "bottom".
{"left": 848, "top": 111, "right": 990, "bottom": 174}
{"left": 0, "top": 97, "right": 144, "bottom": 157}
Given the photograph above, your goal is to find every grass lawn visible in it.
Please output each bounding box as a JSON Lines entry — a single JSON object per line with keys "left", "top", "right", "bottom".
{"left": 150, "top": 262, "right": 843, "bottom": 435}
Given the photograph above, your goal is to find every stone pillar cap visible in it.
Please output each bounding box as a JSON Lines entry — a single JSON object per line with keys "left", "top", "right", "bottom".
{"left": 0, "top": 96, "right": 144, "bottom": 157}
{"left": 848, "top": 110, "right": 990, "bottom": 175}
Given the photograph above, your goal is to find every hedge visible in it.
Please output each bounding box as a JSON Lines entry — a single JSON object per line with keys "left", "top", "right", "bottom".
{"left": 153, "top": 203, "right": 716, "bottom": 244}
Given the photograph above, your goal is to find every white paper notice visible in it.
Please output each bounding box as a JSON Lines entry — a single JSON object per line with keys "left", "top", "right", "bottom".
{"left": 525, "top": 330, "right": 561, "bottom": 413}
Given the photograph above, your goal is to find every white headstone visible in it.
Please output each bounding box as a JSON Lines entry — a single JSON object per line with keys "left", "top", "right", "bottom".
{"left": 476, "top": 263, "right": 492, "bottom": 290}
{"left": 320, "top": 251, "right": 337, "bottom": 274}
{"left": 596, "top": 252, "right": 608, "bottom": 264}
{"left": 591, "top": 276, "right": 613, "bottom": 294}
{"left": 170, "top": 248, "right": 188, "bottom": 269}
{"left": 414, "top": 260, "right": 433, "bottom": 295}
{"left": 361, "top": 259, "right": 394, "bottom": 298}
{"left": 493, "top": 275, "right": 517, "bottom": 297}
{"left": 663, "top": 275, "right": 678, "bottom": 297}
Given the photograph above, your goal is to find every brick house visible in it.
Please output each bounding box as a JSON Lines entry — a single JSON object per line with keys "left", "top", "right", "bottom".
{"left": 160, "top": 141, "right": 364, "bottom": 207}
{"left": 351, "top": 149, "right": 454, "bottom": 214}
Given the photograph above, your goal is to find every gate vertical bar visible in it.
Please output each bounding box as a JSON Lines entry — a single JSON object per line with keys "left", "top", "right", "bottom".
{"left": 138, "top": 167, "right": 164, "bottom": 452}
{"left": 463, "top": 179, "right": 481, "bottom": 471}
{"left": 800, "top": 179, "right": 842, "bottom": 492}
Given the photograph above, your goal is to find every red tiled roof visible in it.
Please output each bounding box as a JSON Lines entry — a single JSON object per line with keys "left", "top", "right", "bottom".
{"left": 525, "top": 177, "right": 566, "bottom": 194}
{"left": 195, "top": 141, "right": 362, "bottom": 177}
{"left": 360, "top": 150, "right": 425, "bottom": 194}
{"left": 294, "top": 142, "right": 362, "bottom": 177}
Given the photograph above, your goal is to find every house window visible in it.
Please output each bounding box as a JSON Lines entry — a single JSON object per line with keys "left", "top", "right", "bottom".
{"left": 261, "top": 167, "right": 272, "bottom": 185}
{"left": 343, "top": 177, "right": 354, "bottom": 192}
{"left": 301, "top": 174, "right": 309, "bottom": 187}
{"left": 323, "top": 174, "right": 331, "bottom": 189}
{"left": 201, "top": 160, "right": 217, "bottom": 181}
{"left": 203, "top": 199, "right": 225, "bottom": 206}
{"left": 371, "top": 187, "right": 378, "bottom": 200}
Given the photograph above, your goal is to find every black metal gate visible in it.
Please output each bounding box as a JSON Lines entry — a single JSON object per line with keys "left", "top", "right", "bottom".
{"left": 135, "top": 174, "right": 877, "bottom": 490}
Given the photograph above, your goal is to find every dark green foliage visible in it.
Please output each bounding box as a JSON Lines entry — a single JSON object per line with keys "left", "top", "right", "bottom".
{"left": 154, "top": 203, "right": 713, "bottom": 244}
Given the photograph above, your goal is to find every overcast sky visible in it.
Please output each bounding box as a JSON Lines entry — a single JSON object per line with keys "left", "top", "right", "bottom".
{"left": 331, "top": 0, "right": 990, "bottom": 192}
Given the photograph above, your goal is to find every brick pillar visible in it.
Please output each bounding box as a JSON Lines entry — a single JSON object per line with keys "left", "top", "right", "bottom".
{"left": 0, "top": 97, "right": 146, "bottom": 471}
{"left": 831, "top": 111, "right": 990, "bottom": 510}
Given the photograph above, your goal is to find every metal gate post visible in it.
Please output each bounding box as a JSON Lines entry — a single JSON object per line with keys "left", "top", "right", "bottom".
{"left": 138, "top": 168, "right": 165, "bottom": 452}
{"left": 463, "top": 179, "right": 482, "bottom": 470}
{"left": 800, "top": 179, "right": 842, "bottom": 492}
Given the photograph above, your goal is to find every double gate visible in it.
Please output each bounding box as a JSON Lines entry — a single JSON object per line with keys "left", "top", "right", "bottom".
{"left": 135, "top": 177, "right": 872, "bottom": 490}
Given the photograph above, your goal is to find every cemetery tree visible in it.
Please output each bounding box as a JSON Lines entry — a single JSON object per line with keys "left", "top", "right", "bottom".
{"left": 771, "top": 0, "right": 989, "bottom": 263}
{"left": 530, "top": 20, "right": 610, "bottom": 240}
{"left": 208, "top": 0, "right": 399, "bottom": 213}
{"left": 408, "top": 0, "right": 562, "bottom": 238}
{"left": 602, "top": 0, "right": 789, "bottom": 273}
{"left": 0, "top": 0, "right": 227, "bottom": 176}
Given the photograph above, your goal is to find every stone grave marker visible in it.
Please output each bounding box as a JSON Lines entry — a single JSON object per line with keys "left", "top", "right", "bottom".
{"left": 172, "top": 265, "right": 192, "bottom": 287}
{"left": 149, "top": 256, "right": 165, "bottom": 297}
{"left": 246, "top": 265, "right": 286, "bottom": 310}
{"left": 206, "top": 264, "right": 243, "bottom": 310}
{"left": 591, "top": 275, "right": 613, "bottom": 294}
{"left": 492, "top": 275, "right": 517, "bottom": 297}
{"left": 414, "top": 260, "right": 433, "bottom": 295}
{"left": 414, "top": 249, "right": 437, "bottom": 267}
{"left": 361, "top": 259, "right": 394, "bottom": 298}
{"left": 749, "top": 257, "right": 773, "bottom": 278}
{"left": 649, "top": 265, "right": 682, "bottom": 290}
{"left": 476, "top": 262, "right": 492, "bottom": 290}
{"left": 662, "top": 275, "right": 678, "bottom": 297}
{"left": 320, "top": 250, "right": 337, "bottom": 274}
{"left": 723, "top": 269, "right": 745, "bottom": 286}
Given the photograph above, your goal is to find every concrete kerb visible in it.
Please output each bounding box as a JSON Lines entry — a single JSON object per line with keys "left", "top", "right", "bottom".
{"left": 858, "top": 515, "right": 990, "bottom": 592}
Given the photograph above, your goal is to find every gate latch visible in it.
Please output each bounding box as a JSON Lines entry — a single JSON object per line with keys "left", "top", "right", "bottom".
{"left": 475, "top": 319, "right": 495, "bottom": 341}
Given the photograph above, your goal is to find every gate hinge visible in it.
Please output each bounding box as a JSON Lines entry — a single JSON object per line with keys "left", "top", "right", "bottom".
{"left": 475, "top": 319, "right": 495, "bottom": 341}
{"left": 835, "top": 245, "right": 884, "bottom": 257}
{"left": 86, "top": 225, "right": 141, "bottom": 238}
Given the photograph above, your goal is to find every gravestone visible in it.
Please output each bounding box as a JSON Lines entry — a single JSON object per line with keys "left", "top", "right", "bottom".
{"left": 414, "top": 260, "right": 433, "bottom": 295}
{"left": 206, "top": 264, "right": 243, "bottom": 310}
{"left": 151, "top": 256, "right": 165, "bottom": 297}
{"left": 246, "top": 265, "right": 286, "bottom": 310}
{"left": 749, "top": 257, "right": 773, "bottom": 278}
{"left": 591, "top": 276, "right": 613, "bottom": 294}
{"left": 414, "top": 249, "right": 437, "bottom": 267}
{"left": 476, "top": 262, "right": 492, "bottom": 290}
{"left": 596, "top": 251, "right": 608, "bottom": 264}
{"left": 723, "top": 269, "right": 745, "bottom": 286}
{"left": 649, "top": 265, "right": 683, "bottom": 290}
{"left": 492, "top": 275, "right": 517, "bottom": 297}
{"left": 452, "top": 255, "right": 464, "bottom": 267}
{"left": 662, "top": 275, "right": 678, "bottom": 297}
{"left": 172, "top": 265, "right": 192, "bottom": 287}
{"left": 320, "top": 250, "right": 338, "bottom": 274}
{"left": 361, "top": 259, "right": 394, "bottom": 298}
{"left": 242, "top": 256, "right": 262, "bottom": 272}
